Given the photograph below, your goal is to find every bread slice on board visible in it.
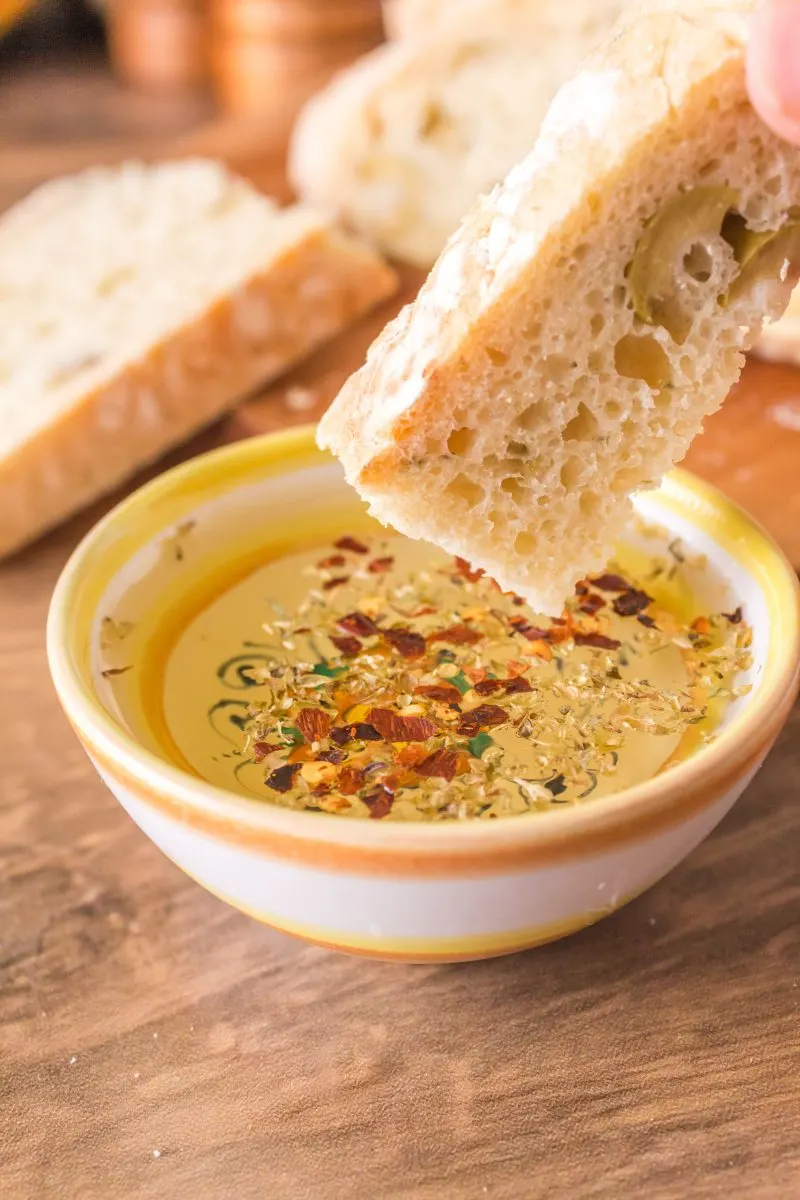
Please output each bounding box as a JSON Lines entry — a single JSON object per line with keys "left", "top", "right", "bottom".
{"left": 318, "top": 0, "right": 800, "bottom": 614}
{"left": 0, "top": 160, "right": 396, "bottom": 558}
{"left": 290, "top": 0, "right": 628, "bottom": 267}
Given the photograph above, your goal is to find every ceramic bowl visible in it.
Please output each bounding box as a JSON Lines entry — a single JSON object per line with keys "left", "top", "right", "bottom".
{"left": 47, "top": 426, "right": 800, "bottom": 962}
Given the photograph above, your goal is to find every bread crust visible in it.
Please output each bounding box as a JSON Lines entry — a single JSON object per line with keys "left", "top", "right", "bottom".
{"left": 0, "top": 226, "right": 396, "bottom": 557}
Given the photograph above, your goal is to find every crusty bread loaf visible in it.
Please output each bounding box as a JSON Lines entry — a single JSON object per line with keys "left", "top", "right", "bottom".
{"left": 318, "top": 0, "right": 800, "bottom": 614}
{"left": 290, "top": 0, "right": 628, "bottom": 267}
{"left": 754, "top": 288, "right": 800, "bottom": 364}
{"left": 0, "top": 160, "right": 396, "bottom": 558}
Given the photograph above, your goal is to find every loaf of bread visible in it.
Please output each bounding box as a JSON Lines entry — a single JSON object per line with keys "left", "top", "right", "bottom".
{"left": 319, "top": 0, "right": 800, "bottom": 614}
{"left": 0, "top": 160, "right": 396, "bottom": 558}
{"left": 290, "top": 0, "right": 628, "bottom": 267}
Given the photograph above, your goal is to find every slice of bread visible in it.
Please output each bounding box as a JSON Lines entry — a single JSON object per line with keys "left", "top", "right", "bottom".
{"left": 754, "top": 288, "right": 800, "bottom": 364}
{"left": 318, "top": 0, "right": 800, "bottom": 615}
{"left": 0, "top": 160, "right": 396, "bottom": 558}
{"left": 290, "top": 0, "right": 629, "bottom": 267}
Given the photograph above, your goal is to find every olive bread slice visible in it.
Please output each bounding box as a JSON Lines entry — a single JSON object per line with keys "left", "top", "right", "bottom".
{"left": 318, "top": 0, "right": 800, "bottom": 613}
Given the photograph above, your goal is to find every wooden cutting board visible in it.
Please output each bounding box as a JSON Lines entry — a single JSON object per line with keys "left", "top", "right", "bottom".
{"left": 684, "top": 357, "right": 800, "bottom": 565}
{"left": 3, "top": 60, "right": 800, "bottom": 1200}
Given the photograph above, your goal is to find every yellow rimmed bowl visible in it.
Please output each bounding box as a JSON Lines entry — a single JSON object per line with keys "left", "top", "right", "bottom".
{"left": 47, "top": 426, "right": 800, "bottom": 962}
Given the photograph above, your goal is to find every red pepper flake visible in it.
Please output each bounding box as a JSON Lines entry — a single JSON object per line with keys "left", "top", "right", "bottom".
{"left": 366, "top": 707, "right": 438, "bottom": 742}
{"left": 294, "top": 626, "right": 311, "bottom": 635}
{"left": 330, "top": 634, "right": 362, "bottom": 657}
{"left": 723, "top": 605, "right": 743, "bottom": 624}
{"left": 575, "top": 579, "right": 590, "bottom": 596}
{"left": 428, "top": 623, "right": 482, "bottom": 646}
{"left": 295, "top": 707, "right": 332, "bottom": 742}
{"left": 362, "top": 786, "right": 395, "bottom": 819}
{"left": 574, "top": 632, "right": 621, "bottom": 650}
{"left": 578, "top": 592, "right": 606, "bottom": 615}
{"left": 368, "top": 556, "right": 395, "bottom": 574}
{"left": 330, "top": 722, "right": 383, "bottom": 745}
{"left": 322, "top": 576, "right": 349, "bottom": 592}
{"left": 337, "top": 765, "right": 366, "bottom": 794}
{"left": 589, "top": 573, "right": 629, "bottom": 592}
{"left": 316, "top": 748, "right": 346, "bottom": 764}
{"left": 334, "top": 536, "right": 369, "bottom": 554}
{"left": 512, "top": 596, "right": 525, "bottom": 606}
{"left": 612, "top": 588, "right": 652, "bottom": 617}
{"left": 637, "top": 614, "right": 657, "bottom": 629}
{"left": 337, "top": 611, "right": 379, "bottom": 637}
{"left": 415, "top": 748, "right": 458, "bottom": 782}
{"left": 384, "top": 628, "right": 427, "bottom": 659}
{"left": 475, "top": 675, "right": 534, "bottom": 696}
{"left": 509, "top": 616, "right": 552, "bottom": 641}
{"left": 457, "top": 704, "right": 507, "bottom": 735}
{"left": 395, "top": 744, "right": 432, "bottom": 767}
{"left": 253, "top": 740, "right": 281, "bottom": 762}
{"left": 317, "top": 554, "right": 346, "bottom": 569}
{"left": 504, "top": 676, "right": 533, "bottom": 695}
{"left": 453, "top": 556, "right": 484, "bottom": 583}
{"left": 414, "top": 683, "right": 463, "bottom": 705}
{"left": 265, "top": 763, "right": 302, "bottom": 793}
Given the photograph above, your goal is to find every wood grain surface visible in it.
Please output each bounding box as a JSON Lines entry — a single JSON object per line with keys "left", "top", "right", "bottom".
{"left": 1, "top": 56, "right": 800, "bottom": 1200}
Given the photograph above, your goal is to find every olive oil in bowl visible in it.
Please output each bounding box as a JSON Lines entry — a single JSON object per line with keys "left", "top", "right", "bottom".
{"left": 103, "top": 521, "right": 752, "bottom": 823}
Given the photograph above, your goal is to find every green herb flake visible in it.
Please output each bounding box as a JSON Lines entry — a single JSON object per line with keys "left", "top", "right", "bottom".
{"left": 312, "top": 662, "right": 348, "bottom": 678}
{"left": 467, "top": 732, "right": 494, "bottom": 758}
{"left": 449, "top": 670, "right": 472, "bottom": 695}
{"left": 280, "top": 725, "right": 305, "bottom": 746}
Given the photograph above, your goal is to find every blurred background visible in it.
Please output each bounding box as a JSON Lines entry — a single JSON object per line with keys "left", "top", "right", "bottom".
{"left": 0, "top": 0, "right": 385, "bottom": 211}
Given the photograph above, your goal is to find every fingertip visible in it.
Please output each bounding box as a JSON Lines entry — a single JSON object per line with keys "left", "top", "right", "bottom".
{"left": 747, "top": 0, "right": 800, "bottom": 147}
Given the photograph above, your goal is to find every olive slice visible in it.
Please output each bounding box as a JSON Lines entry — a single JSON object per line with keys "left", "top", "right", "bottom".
{"left": 628, "top": 186, "right": 738, "bottom": 343}
{"left": 726, "top": 218, "right": 800, "bottom": 304}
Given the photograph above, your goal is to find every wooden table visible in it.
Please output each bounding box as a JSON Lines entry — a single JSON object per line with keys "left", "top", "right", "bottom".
{"left": 2, "top": 57, "right": 800, "bottom": 1200}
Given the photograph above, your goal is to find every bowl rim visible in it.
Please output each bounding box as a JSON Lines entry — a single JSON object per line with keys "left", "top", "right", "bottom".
{"left": 47, "top": 425, "right": 800, "bottom": 869}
